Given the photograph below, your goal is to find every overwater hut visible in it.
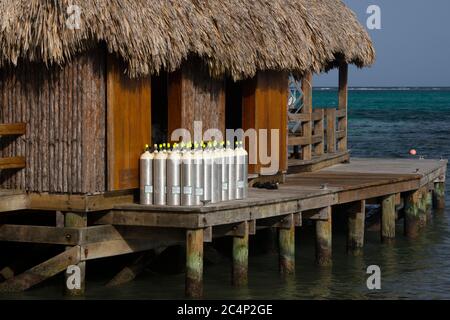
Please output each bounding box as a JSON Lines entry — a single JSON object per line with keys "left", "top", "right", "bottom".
{"left": 0, "top": 0, "right": 375, "bottom": 197}
{"left": 9, "top": 1, "right": 444, "bottom": 300}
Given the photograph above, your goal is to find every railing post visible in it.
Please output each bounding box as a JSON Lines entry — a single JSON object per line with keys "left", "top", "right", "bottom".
{"left": 301, "top": 72, "right": 313, "bottom": 160}
{"left": 313, "top": 109, "right": 324, "bottom": 156}
{"left": 337, "top": 62, "right": 348, "bottom": 152}
{"left": 326, "top": 108, "right": 336, "bottom": 153}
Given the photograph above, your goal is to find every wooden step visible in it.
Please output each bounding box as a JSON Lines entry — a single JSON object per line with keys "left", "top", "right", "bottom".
{"left": 0, "top": 123, "right": 26, "bottom": 136}
{"left": 0, "top": 157, "right": 26, "bottom": 170}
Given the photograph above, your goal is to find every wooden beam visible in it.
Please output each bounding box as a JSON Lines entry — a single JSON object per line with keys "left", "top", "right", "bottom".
{"left": 0, "top": 157, "right": 25, "bottom": 170}
{"left": 0, "top": 192, "right": 29, "bottom": 212}
{"left": 0, "top": 225, "right": 80, "bottom": 245}
{"left": 81, "top": 239, "right": 160, "bottom": 260}
{"left": 0, "top": 123, "right": 26, "bottom": 136}
{"left": 106, "top": 251, "right": 155, "bottom": 287}
{"left": 29, "top": 190, "right": 135, "bottom": 212}
{"left": 0, "top": 246, "right": 80, "bottom": 293}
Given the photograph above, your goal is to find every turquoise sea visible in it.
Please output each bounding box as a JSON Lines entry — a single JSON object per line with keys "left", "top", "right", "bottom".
{"left": 2, "top": 88, "right": 450, "bottom": 300}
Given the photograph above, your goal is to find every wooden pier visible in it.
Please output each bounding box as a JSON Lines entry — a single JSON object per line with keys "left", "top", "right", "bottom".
{"left": 0, "top": 158, "right": 447, "bottom": 297}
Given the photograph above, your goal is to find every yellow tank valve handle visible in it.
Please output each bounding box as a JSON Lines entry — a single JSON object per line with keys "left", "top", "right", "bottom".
{"left": 167, "top": 143, "right": 171, "bottom": 150}
{"left": 226, "top": 140, "right": 231, "bottom": 148}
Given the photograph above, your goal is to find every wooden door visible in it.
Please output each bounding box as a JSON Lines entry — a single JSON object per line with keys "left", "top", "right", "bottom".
{"left": 106, "top": 55, "right": 151, "bottom": 191}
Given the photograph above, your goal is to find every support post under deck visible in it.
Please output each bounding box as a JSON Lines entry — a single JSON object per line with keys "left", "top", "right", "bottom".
{"left": 64, "top": 212, "right": 87, "bottom": 296}
{"left": 433, "top": 182, "right": 446, "bottom": 211}
{"left": 279, "top": 214, "right": 295, "bottom": 276}
{"left": 404, "top": 189, "right": 424, "bottom": 238}
{"left": 347, "top": 200, "right": 365, "bottom": 255}
{"left": 316, "top": 207, "right": 332, "bottom": 266}
{"left": 232, "top": 221, "right": 249, "bottom": 287}
{"left": 381, "top": 194, "right": 396, "bottom": 243}
{"left": 186, "top": 229, "right": 204, "bottom": 298}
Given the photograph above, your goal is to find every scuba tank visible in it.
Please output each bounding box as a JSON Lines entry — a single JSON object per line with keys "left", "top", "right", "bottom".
{"left": 226, "top": 141, "right": 236, "bottom": 201}
{"left": 193, "top": 142, "right": 204, "bottom": 206}
{"left": 167, "top": 143, "right": 181, "bottom": 206}
{"left": 203, "top": 142, "right": 213, "bottom": 203}
{"left": 235, "top": 141, "right": 248, "bottom": 199}
{"left": 139, "top": 144, "right": 154, "bottom": 205}
{"left": 218, "top": 141, "right": 229, "bottom": 202}
{"left": 181, "top": 142, "right": 195, "bottom": 206}
{"left": 210, "top": 141, "right": 221, "bottom": 204}
{"left": 153, "top": 144, "right": 167, "bottom": 205}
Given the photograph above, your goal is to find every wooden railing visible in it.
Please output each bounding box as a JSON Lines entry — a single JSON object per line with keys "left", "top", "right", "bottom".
{"left": 288, "top": 106, "right": 347, "bottom": 160}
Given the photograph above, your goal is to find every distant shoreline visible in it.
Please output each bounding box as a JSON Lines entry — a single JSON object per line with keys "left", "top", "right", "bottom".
{"left": 313, "top": 87, "right": 450, "bottom": 91}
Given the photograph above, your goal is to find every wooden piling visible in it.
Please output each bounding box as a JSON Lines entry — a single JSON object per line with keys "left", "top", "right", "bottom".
{"left": 418, "top": 187, "right": 428, "bottom": 228}
{"left": 404, "top": 189, "right": 422, "bottom": 238}
{"left": 64, "top": 212, "right": 87, "bottom": 296}
{"left": 347, "top": 200, "right": 365, "bottom": 255}
{"left": 279, "top": 214, "right": 295, "bottom": 276}
{"left": 186, "top": 229, "right": 203, "bottom": 298}
{"left": 232, "top": 221, "right": 249, "bottom": 287}
{"left": 316, "top": 207, "right": 332, "bottom": 266}
{"left": 433, "top": 182, "right": 446, "bottom": 211}
{"left": 381, "top": 195, "right": 396, "bottom": 243}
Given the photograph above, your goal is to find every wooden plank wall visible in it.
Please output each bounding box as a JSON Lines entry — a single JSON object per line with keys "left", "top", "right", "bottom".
{"left": 106, "top": 55, "right": 152, "bottom": 191}
{"left": 242, "top": 71, "right": 288, "bottom": 175}
{"left": 168, "top": 63, "right": 225, "bottom": 141}
{"left": 0, "top": 49, "right": 106, "bottom": 194}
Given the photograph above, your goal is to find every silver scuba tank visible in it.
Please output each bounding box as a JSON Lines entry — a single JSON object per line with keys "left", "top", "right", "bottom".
{"left": 236, "top": 141, "right": 248, "bottom": 200}
{"left": 193, "top": 143, "right": 204, "bottom": 205}
{"left": 226, "top": 141, "right": 236, "bottom": 201}
{"left": 166, "top": 144, "right": 181, "bottom": 206}
{"left": 211, "top": 142, "right": 221, "bottom": 204}
{"left": 153, "top": 145, "right": 167, "bottom": 205}
{"left": 203, "top": 143, "right": 213, "bottom": 203}
{"left": 219, "top": 143, "right": 229, "bottom": 201}
{"left": 139, "top": 145, "right": 154, "bottom": 205}
{"left": 181, "top": 143, "right": 195, "bottom": 206}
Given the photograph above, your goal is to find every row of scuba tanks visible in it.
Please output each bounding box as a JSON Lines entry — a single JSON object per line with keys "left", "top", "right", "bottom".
{"left": 140, "top": 141, "right": 248, "bottom": 206}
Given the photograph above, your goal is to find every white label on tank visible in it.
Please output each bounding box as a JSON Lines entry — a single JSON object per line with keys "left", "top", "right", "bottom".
{"left": 237, "top": 181, "right": 245, "bottom": 189}
{"left": 183, "top": 186, "right": 193, "bottom": 195}
{"left": 222, "top": 182, "right": 228, "bottom": 190}
{"left": 171, "top": 186, "right": 181, "bottom": 194}
{"left": 144, "top": 185, "right": 153, "bottom": 193}
{"left": 195, "top": 188, "right": 204, "bottom": 196}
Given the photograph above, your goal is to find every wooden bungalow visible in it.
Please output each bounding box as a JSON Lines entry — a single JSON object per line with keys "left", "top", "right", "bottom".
{"left": 0, "top": 0, "right": 445, "bottom": 298}
{"left": 0, "top": 0, "right": 375, "bottom": 198}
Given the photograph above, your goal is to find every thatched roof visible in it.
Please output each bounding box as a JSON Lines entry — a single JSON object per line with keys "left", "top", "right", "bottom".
{"left": 0, "top": 0, "right": 375, "bottom": 80}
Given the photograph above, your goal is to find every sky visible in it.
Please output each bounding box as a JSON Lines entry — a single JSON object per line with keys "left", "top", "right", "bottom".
{"left": 315, "top": 0, "right": 450, "bottom": 87}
